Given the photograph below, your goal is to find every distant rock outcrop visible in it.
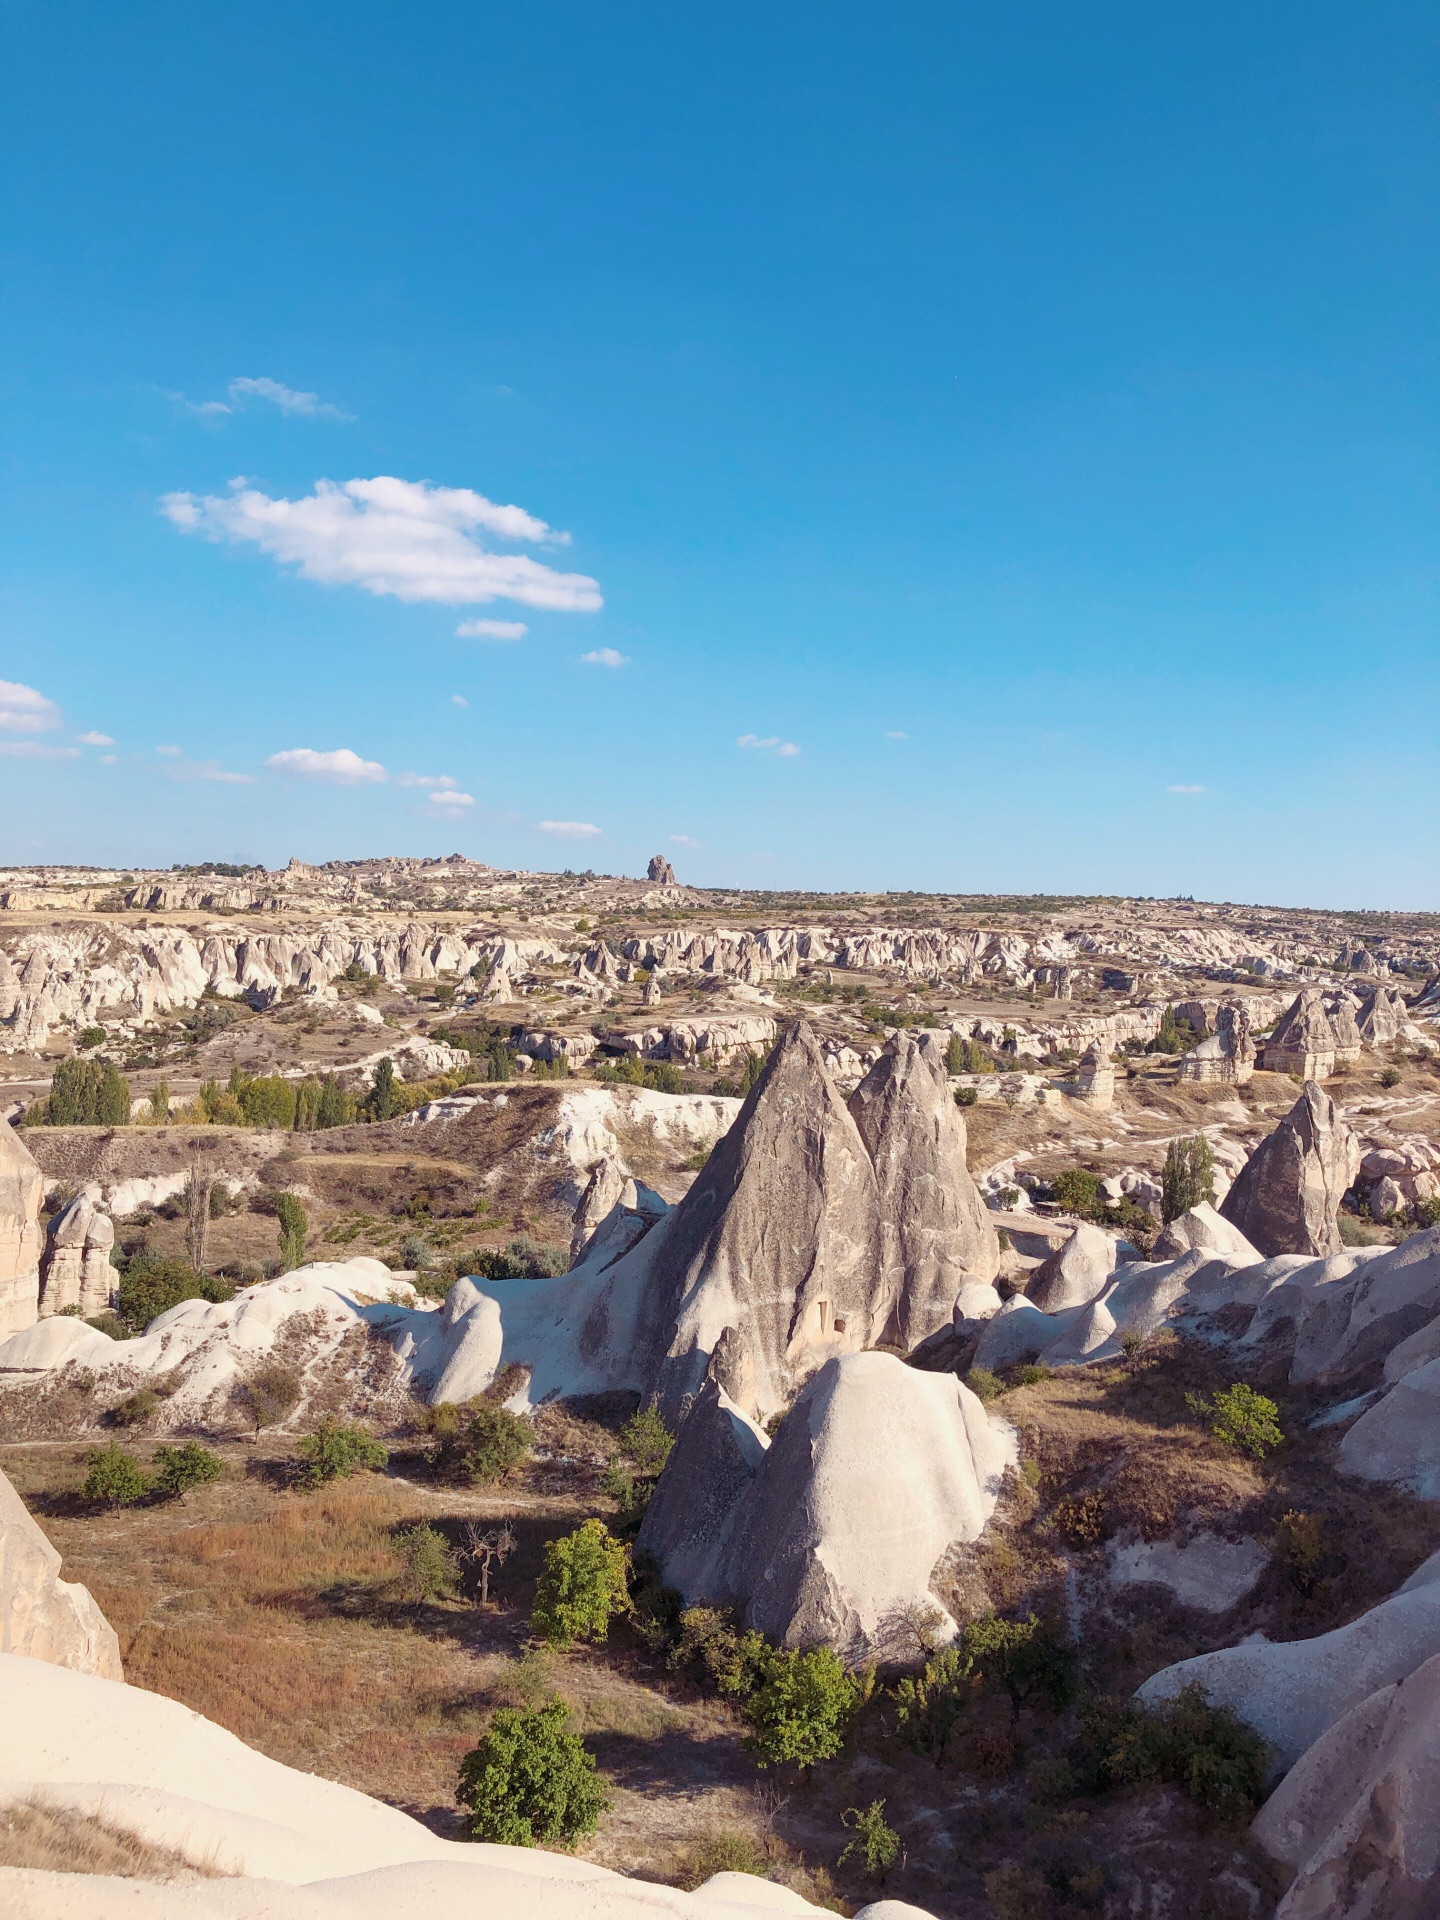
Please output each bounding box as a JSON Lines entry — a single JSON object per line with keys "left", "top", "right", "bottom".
{"left": 0, "top": 1122, "right": 43, "bottom": 1341}
{"left": 1220, "top": 1082, "right": 1360, "bottom": 1257}
{"left": 847, "top": 1033, "right": 1000, "bottom": 1347}
{"left": 646, "top": 854, "right": 677, "bottom": 885}
{"left": 1176, "top": 1003, "right": 1256, "bottom": 1084}
{"left": 638, "top": 1350, "right": 1013, "bottom": 1659}
{"left": 0, "top": 1467, "right": 121, "bottom": 1679}
{"left": 38, "top": 1194, "right": 114, "bottom": 1319}
{"left": 1262, "top": 990, "right": 1360, "bottom": 1079}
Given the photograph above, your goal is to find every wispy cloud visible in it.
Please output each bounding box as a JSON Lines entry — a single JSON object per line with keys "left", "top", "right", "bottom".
{"left": 0, "top": 681, "right": 61, "bottom": 733}
{"left": 397, "top": 771, "right": 460, "bottom": 790}
{"left": 1166, "top": 784, "right": 1206, "bottom": 794}
{"left": 161, "top": 755, "right": 255, "bottom": 785}
{"left": 670, "top": 834, "right": 700, "bottom": 848}
{"left": 426, "top": 789, "right": 475, "bottom": 816}
{"left": 171, "top": 393, "right": 233, "bottom": 421}
{"left": 266, "top": 747, "right": 387, "bottom": 784}
{"left": 0, "top": 742, "right": 78, "bottom": 760}
{"left": 155, "top": 744, "right": 183, "bottom": 757}
{"left": 450, "top": 694, "right": 469, "bottom": 708}
{"left": 162, "top": 476, "right": 602, "bottom": 612}
{"left": 737, "top": 733, "right": 800, "bottom": 758}
{"left": 581, "top": 647, "right": 629, "bottom": 668}
{"left": 885, "top": 729, "right": 908, "bottom": 740}
{"left": 538, "top": 820, "right": 602, "bottom": 837}
{"left": 228, "top": 376, "right": 351, "bottom": 419}
{"left": 75, "top": 730, "right": 114, "bottom": 747}
{"left": 457, "top": 618, "right": 528, "bottom": 640}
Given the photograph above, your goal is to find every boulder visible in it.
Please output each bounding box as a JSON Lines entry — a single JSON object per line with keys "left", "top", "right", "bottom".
{"left": 1137, "top": 1552, "right": 1440, "bottom": 1772}
{"left": 1256, "top": 1655, "right": 1440, "bottom": 1918}
{"left": 0, "top": 1468, "right": 121, "bottom": 1679}
{"left": 37, "top": 1194, "right": 115, "bottom": 1319}
{"left": 1338, "top": 1353, "right": 1440, "bottom": 1498}
{"left": 0, "top": 1121, "right": 43, "bottom": 1341}
{"left": 568, "top": 1157, "right": 630, "bottom": 1265}
{"left": 1153, "top": 1202, "right": 1260, "bottom": 1263}
{"left": 1298, "top": 1227, "right": 1440, "bottom": 1384}
{"left": 1027, "top": 1223, "right": 1115, "bottom": 1314}
{"left": 848, "top": 1032, "right": 1000, "bottom": 1347}
{"left": 972, "top": 1297, "right": 1083, "bottom": 1371}
{"left": 646, "top": 854, "right": 677, "bottom": 885}
{"left": 648, "top": 1021, "right": 887, "bottom": 1421}
{"left": 1220, "top": 1082, "right": 1361, "bottom": 1258}
{"left": 640, "top": 1351, "right": 1013, "bottom": 1660}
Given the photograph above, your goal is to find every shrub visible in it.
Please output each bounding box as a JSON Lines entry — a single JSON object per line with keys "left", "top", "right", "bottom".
{"left": 111, "top": 1387, "right": 160, "bottom": 1428}
{"left": 85, "top": 1310, "right": 130, "bottom": 1341}
{"left": 960, "top": 1614, "right": 1074, "bottom": 1721}
{"left": 742, "top": 1646, "right": 860, "bottom": 1772}
{"left": 276, "top": 1192, "right": 308, "bottom": 1271}
{"left": 1186, "top": 1382, "right": 1283, "bottom": 1459}
{"left": 394, "top": 1521, "right": 461, "bottom": 1602}
{"left": 116, "top": 1256, "right": 233, "bottom": 1333}
{"left": 1415, "top": 1196, "right": 1440, "bottom": 1231}
{"left": 426, "top": 1401, "right": 533, "bottom": 1485}
{"left": 953, "top": 1085, "right": 979, "bottom": 1108}
{"left": 473, "top": 1237, "right": 569, "bottom": 1280}
{"left": 838, "top": 1799, "right": 900, "bottom": 1879}
{"left": 457, "top": 1699, "right": 608, "bottom": 1846}
{"left": 1050, "top": 1168, "right": 1103, "bottom": 1220}
{"left": 618, "top": 1405, "right": 674, "bottom": 1475}
{"left": 78, "top": 1026, "right": 107, "bottom": 1050}
{"left": 532, "top": 1519, "right": 630, "bottom": 1647}
{"left": 153, "top": 1441, "right": 224, "bottom": 1502}
{"left": 1010, "top": 1364, "right": 1052, "bottom": 1389}
{"left": 1162, "top": 1136, "right": 1216, "bottom": 1222}
{"left": 236, "top": 1362, "right": 302, "bottom": 1434}
{"left": 893, "top": 1645, "right": 976, "bottom": 1761}
{"left": 964, "top": 1367, "right": 1002, "bottom": 1403}
{"left": 669, "top": 1607, "right": 773, "bottom": 1697}
{"left": 676, "top": 1831, "right": 768, "bottom": 1888}
{"left": 1086, "top": 1682, "right": 1269, "bottom": 1821}
{"left": 1380, "top": 1064, "right": 1403, "bottom": 1089}
{"left": 83, "top": 1443, "right": 150, "bottom": 1508}
{"left": 295, "top": 1421, "right": 389, "bottom": 1489}
{"left": 1274, "top": 1509, "right": 1333, "bottom": 1598}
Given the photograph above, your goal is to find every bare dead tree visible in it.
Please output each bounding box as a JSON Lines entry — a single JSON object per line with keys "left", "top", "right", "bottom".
{"left": 463, "top": 1519, "right": 517, "bottom": 1607}
{"left": 185, "top": 1155, "right": 212, "bottom": 1273}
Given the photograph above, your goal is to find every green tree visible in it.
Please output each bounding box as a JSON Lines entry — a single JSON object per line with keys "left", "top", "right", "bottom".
{"left": 236, "top": 1362, "right": 302, "bottom": 1436}
{"left": 370, "top": 1056, "right": 396, "bottom": 1122}
{"left": 116, "top": 1256, "right": 232, "bottom": 1333}
{"left": 83, "top": 1442, "right": 151, "bottom": 1508}
{"left": 457, "top": 1700, "right": 608, "bottom": 1846}
{"left": 1162, "top": 1136, "right": 1216, "bottom": 1222}
{"left": 1086, "top": 1683, "right": 1269, "bottom": 1821}
{"left": 1050, "top": 1168, "right": 1103, "bottom": 1220}
{"left": 893, "top": 1645, "right": 977, "bottom": 1761}
{"left": 295, "top": 1421, "right": 388, "bottom": 1489}
{"left": 426, "top": 1401, "right": 532, "bottom": 1485}
{"left": 393, "top": 1521, "right": 460, "bottom": 1602}
{"left": 838, "top": 1799, "right": 900, "bottom": 1879}
{"left": 293, "top": 1077, "right": 322, "bottom": 1130}
{"left": 1186, "top": 1383, "right": 1284, "bottom": 1459}
{"left": 960, "top": 1614, "right": 1075, "bottom": 1721}
{"left": 1149, "top": 1005, "right": 1188, "bottom": 1055}
{"left": 315, "top": 1072, "right": 349, "bottom": 1129}
{"left": 44, "top": 1057, "right": 133, "bottom": 1126}
{"left": 617, "top": 1406, "right": 674, "bottom": 1475}
{"left": 532, "top": 1519, "right": 630, "bottom": 1647}
{"left": 148, "top": 1078, "right": 170, "bottom": 1123}
{"left": 276, "top": 1192, "right": 308, "bottom": 1271}
{"left": 237, "top": 1074, "right": 299, "bottom": 1129}
{"left": 153, "top": 1442, "right": 224, "bottom": 1502}
{"left": 742, "top": 1646, "right": 860, "bottom": 1772}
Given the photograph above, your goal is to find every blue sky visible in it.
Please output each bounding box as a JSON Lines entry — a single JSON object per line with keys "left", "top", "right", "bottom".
{"left": 2, "top": 2, "right": 1435, "bottom": 906}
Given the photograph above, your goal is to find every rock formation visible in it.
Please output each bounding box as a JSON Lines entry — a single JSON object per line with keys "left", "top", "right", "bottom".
{"left": 638, "top": 1350, "right": 1013, "bottom": 1659}
{"left": 0, "top": 1467, "right": 121, "bottom": 1679}
{"left": 1220, "top": 1081, "right": 1360, "bottom": 1257}
{"left": 646, "top": 853, "right": 677, "bottom": 885}
{"left": 1338, "top": 1352, "right": 1440, "bottom": 1499}
{"left": 1026, "top": 1222, "right": 1115, "bottom": 1314}
{"left": 847, "top": 1032, "right": 1000, "bottom": 1347}
{"left": 1176, "top": 1003, "right": 1255, "bottom": 1084}
{"left": 0, "top": 1122, "right": 43, "bottom": 1341}
{"left": 1262, "top": 990, "right": 1359, "bottom": 1079}
{"left": 37, "top": 1194, "right": 115, "bottom": 1319}
{"left": 1152, "top": 1202, "right": 1259, "bottom": 1263}
{"left": 1073, "top": 1041, "right": 1115, "bottom": 1109}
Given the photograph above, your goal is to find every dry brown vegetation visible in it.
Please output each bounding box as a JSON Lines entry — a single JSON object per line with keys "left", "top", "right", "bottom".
{"left": 0, "top": 1797, "right": 226, "bottom": 1880}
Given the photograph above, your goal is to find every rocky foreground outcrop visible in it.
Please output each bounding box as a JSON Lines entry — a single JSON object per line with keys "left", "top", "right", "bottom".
{"left": 1220, "top": 1080, "right": 1361, "bottom": 1257}
{"left": 638, "top": 1351, "right": 1013, "bottom": 1659}
{"left": 0, "top": 1122, "right": 43, "bottom": 1342}
{"left": 0, "top": 1468, "right": 120, "bottom": 1680}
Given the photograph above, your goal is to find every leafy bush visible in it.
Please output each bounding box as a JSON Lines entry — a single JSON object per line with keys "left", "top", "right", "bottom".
{"left": 295, "top": 1421, "right": 389, "bottom": 1489}
{"left": 964, "top": 1367, "right": 1002, "bottom": 1404}
{"left": 893, "top": 1645, "right": 977, "bottom": 1761}
{"left": 78, "top": 1026, "right": 107, "bottom": 1050}
{"left": 1010, "top": 1364, "right": 1052, "bottom": 1389}
{"left": 960, "top": 1614, "right": 1074, "bottom": 1721}
{"left": 1162, "top": 1136, "right": 1216, "bottom": 1222}
{"left": 1380, "top": 1064, "right": 1403, "bottom": 1089}
{"left": 953, "top": 1085, "right": 979, "bottom": 1108}
{"left": 236, "top": 1362, "right": 302, "bottom": 1434}
{"left": 276, "top": 1192, "right": 308, "bottom": 1271}
{"left": 41, "top": 1057, "right": 132, "bottom": 1126}
{"left": 668, "top": 1607, "right": 773, "bottom": 1697}
{"left": 1050, "top": 1168, "right": 1103, "bottom": 1220}
{"left": 394, "top": 1521, "right": 461, "bottom": 1602}
{"left": 153, "top": 1441, "right": 224, "bottom": 1502}
{"left": 116, "top": 1256, "right": 233, "bottom": 1333}
{"left": 1077, "top": 1683, "right": 1269, "bottom": 1821}
{"left": 742, "top": 1645, "right": 860, "bottom": 1772}
{"left": 111, "top": 1387, "right": 160, "bottom": 1428}
{"left": 83, "top": 1443, "right": 150, "bottom": 1507}
{"left": 1186, "top": 1382, "right": 1283, "bottom": 1459}
{"left": 618, "top": 1405, "right": 674, "bottom": 1475}
{"left": 457, "top": 1699, "right": 608, "bottom": 1846}
{"left": 425, "top": 1401, "right": 533, "bottom": 1485}
{"left": 594, "top": 1054, "right": 686, "bottom": 1095}
{"left": 532, "top": 1519, "right": 630, "bottom": 1647}
{"left": 838, "top": 1799, "right": 900, "bottom": 1878}
{"left": 676, "top": 1831, "right": 769, "bottom": 1888}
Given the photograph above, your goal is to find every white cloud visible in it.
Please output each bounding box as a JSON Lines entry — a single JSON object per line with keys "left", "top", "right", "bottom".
{"left": 228, "top": 376, "right": 351, "bottom": 419}
{"left": 670, "top": 834, "right": 700, "bottom": 848}
{"left": 450, "top": 694, "right": 469, "bottom": 707}
{"left": 75, "top": 731, "right": 114, "bottom": 746}
{"left": 163, "top": 756, "right": 255, "bottom": 785}
{"left": 0, "top": 742, "right": 79, "bottom": 760}
{"left": 162, "top": 476, "right": 600, "bottom": 612}
{"left": 458, "top": 619, "right": 529, "bottom": 640}
{"left": 737, "top": 733, "right": 800, "bottom": 758}
{"left": 426, "top": 790, "right": 475, "bottom": 815}
{"left": 397, "top": 771, "right": 458, "bottom": 789}
{"left": 581, "top": 647, "right": 629, "bottom": 668}
{"left": 539, "top": 820, "right": 602, "bottom": 837}
{"left": 1167, "top": 784, "right": 1206, "bottom": 794}
{"left": 172, "top": 393, "right": 232, "bottom": 419}
{"left": 0, "top": 681, "right": 61, "bottom": 733}
{"left": 155, "top": 744, "right": 183, "bottom": 757}
{"left": 885, "top": 729, "right": 908, "bottom": 740}
{"left": 99, "top": 754, "right": 118, "bottom": 765}
{"left": 266, "top": 747, "right": 387, "bottom": 784}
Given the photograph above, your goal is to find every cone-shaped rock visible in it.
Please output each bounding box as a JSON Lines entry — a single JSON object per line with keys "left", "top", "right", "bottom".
{"left": 848, "top": 1032, "right": 1001, "bottom": 1347}
{"left": 1027, "top": 1221, "right": 1114, "bottom": 1313}
{"left": 648, "top": 1019, "right": 885, "bottom": 1422}
{"left": 1220, "top": 1081, "right": 1361, "bottom": 1258}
